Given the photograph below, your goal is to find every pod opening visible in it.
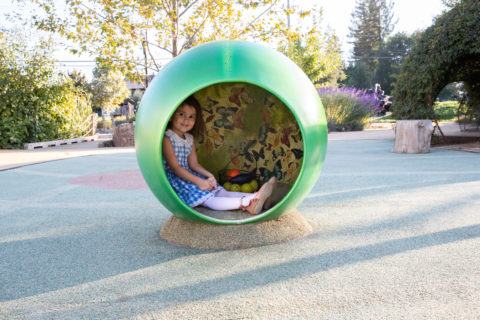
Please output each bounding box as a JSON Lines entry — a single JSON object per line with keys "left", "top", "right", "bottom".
{"left": 164, "top": 82, "right": 304, "bottom": 221}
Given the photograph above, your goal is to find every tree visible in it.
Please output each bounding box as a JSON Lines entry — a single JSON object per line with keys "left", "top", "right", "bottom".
{"left": 373, "top": 32, "right": 417, "bottom": 94}
{"left": 349, "top": 0, "right": 396, "bottom": 71}
{"left": 0, "top": 32, "right": 92, "bottom": 148}
{"left": 29, "top": 0, "right": 311, "bottom": 86}
{"left": 342, "top": 61, "right": 374, "bottom": 89}
{"left": 392, "top": 0, "right": 480, "bottom": 124}
{"left": 279, "top": 7, "right": 344, "bottom": 86}
{"left": 69, "top": 70, "right": 89, "bottom": 89}
{"left": 89, "top": 61, "right": 130, "bottom": 129}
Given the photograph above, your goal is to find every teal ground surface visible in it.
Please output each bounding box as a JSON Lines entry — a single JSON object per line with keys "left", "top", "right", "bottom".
{"left": 1, "top": 139, "right": 479, "bottom": 319}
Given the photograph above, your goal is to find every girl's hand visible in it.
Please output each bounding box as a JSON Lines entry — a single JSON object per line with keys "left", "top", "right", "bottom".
{"left": 207, "top": 176, "right": 218, "bottom": 190}
{"left": 197, "top": 179, "right": 212, "bottom": 191}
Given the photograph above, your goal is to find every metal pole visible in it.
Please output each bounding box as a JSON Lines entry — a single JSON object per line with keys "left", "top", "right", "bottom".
{"left": 143, "top": 31, "right": 149, "bottom": 88}
{"left": 287, "top": 0, "right": 290, "bottom": 28}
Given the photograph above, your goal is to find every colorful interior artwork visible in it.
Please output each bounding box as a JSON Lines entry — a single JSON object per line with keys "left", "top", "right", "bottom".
{"left": 194, "top": 82, "right": 304, "bottom": 187}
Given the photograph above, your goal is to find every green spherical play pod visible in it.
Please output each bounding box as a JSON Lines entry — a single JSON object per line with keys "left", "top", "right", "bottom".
{"left": 135, "top": 40, "right": 327, "bottom": 225}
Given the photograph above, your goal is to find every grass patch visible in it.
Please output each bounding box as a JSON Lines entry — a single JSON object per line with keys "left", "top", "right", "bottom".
{"left": 434, "top": 100, "right": 458, "bottom": 121}
{"left": 370, "top": 101, "right": 459, "bottom": 123}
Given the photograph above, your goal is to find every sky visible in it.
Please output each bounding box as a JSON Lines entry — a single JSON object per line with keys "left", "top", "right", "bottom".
{"left": 0, "top": 0, "right": 447, "bottom": 77}
{"left": 300, "top": 0, "right": 447, "bottom": 59}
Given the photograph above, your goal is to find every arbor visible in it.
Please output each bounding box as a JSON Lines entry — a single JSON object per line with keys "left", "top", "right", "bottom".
{"left": 348, "top": 0, "right": 396, "bottom": 71}
{"left": 0, "top": 33, "right": 91, "bottom": 148}
{"left": 392, "top": 0, "right": 480, "bottom": 123}
{"left": 30, "top": 0, "right": 309, "bottom": 86}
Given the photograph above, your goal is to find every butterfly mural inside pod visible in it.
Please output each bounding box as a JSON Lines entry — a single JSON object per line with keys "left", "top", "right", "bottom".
{"left": 232, "top": 110, "right": 245, "bottom": 129}
{"left": 229, "top": 88, "right": 243, "bottom": 106}
{"left": 259, "top": 160, "right": 282, "bottom": 182}
{"left": 252, "top": 147, "right": 265, "bottom": 161}
{"left": 281, "top": 127, "right": 293, "bottom": 147}
{"left": 264, "top": 95, "right": 275, "bottom": 108}
{"left": 214, "top": 106, "right": 237, "bottom": 130}
{"left": 291, "top": 148, "right": 303, "bottom": 159}
{"left": 240, "top": 140, "right": 257, "bottom": 163}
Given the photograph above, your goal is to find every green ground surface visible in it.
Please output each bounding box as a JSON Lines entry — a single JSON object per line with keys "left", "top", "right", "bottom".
{"left": 372, "top": 101, "right": 459, "bottom": 123}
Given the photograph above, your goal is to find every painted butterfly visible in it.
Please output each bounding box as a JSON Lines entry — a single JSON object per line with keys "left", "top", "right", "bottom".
{"left": 281, "top": 127, "right": 293, "bottom": 147}
{"left": 259, "top": 160, "right": 282, "bottom": 182}
{"left": 252, "top": 147, "right": 265, "bottom": 161}
{"left": 214, "top": 106, "right": 237, "bottom": 129}
{"left": 291, "top": 148, "right": 303, "bottom": 159}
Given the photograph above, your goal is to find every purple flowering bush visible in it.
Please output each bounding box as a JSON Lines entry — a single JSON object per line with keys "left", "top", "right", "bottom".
{"left": 317, "top": 87, "right": 382, "bottom": 131}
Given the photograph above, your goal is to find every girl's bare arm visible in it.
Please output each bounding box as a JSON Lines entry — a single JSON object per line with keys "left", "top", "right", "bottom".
{"left": 162, "top": 137, "right": 211, "bottom": 190}
{"left": 188, "top": 141, "right": 218, "bottom": 189}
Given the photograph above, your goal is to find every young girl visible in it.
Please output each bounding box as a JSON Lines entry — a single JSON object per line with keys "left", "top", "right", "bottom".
{"left": 162, "top": 95, "right": 275, "bottom": 215}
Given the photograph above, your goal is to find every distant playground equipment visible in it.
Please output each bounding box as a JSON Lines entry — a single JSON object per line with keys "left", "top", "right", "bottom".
{"left": 135, "top": 40, "right": 327, "bottom": 225}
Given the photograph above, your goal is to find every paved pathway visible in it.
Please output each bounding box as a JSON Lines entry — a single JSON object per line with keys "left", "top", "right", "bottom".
{"left": 0, "top": 127, "right": 479, "bottom": 319}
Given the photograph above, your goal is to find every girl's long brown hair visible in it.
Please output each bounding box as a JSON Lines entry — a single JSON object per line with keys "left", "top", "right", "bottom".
{"left": 169, "top": 95, "right": 205, "bottom": 138}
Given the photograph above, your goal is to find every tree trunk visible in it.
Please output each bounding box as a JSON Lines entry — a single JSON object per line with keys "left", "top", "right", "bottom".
{"left": 393, "top": 120, "right": 434, "bottom": 153}
{"left": 90, "top": 113, "right": 98, "bottom": 136}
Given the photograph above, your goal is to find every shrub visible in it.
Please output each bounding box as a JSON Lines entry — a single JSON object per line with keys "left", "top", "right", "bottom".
{"left": 0, "top": 36, "right": 92, "bottom": 149}
{"left": 317, "top": 87, "right": 381, "bottom": 131}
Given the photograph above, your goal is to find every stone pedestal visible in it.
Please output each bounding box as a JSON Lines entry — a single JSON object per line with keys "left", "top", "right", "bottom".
{"left": 113, "top": 123, "right": 135, "bottom": 147}
{"left": 160, "top": 209, "right": 312, "bottom": 250}
{"left": 393, "top": 120, "right": 434, "bottom": 153}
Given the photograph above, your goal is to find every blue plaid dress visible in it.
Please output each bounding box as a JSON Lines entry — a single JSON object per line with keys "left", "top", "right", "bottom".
{"left": 163, "top": 129, "right": 217, "bottom": 207}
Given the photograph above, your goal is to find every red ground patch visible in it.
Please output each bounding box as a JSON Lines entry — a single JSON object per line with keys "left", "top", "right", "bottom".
{"left": 69, "top": 169, "right": 148, "bottom": 190}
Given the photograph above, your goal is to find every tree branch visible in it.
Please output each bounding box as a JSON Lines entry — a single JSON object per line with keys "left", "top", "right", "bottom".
{"left": 144, "top": 40, "right": 174, "bottom": 55}
{"left": 239, "top": 0, "right": 279, "bottom": 36}
{"left": 178, "top": 13, "right": 209, "bottom": 55}
{"left": 178, "top": 0, "right": 198, "bottom": 18}
{"left": 145, "top": 41, "right": 161, "bottom": 71}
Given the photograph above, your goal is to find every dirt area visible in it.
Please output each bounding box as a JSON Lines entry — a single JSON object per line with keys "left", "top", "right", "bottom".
{"left": 432, "top": 135, "right": 480, "bottom": 153}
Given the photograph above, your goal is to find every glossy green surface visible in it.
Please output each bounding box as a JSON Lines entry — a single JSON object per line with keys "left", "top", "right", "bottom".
{"left": 135, "top": 40, "right": 327, "bottom": 224}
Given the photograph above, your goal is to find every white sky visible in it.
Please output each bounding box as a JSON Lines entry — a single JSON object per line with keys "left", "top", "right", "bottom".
{"left": 299, "top": 0, "right": 447, "bottom": 59}
{"left": 0, "top": 0, "right": 447, "bottom": 76}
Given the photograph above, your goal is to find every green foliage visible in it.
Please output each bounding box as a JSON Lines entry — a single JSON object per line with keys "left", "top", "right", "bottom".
{"left": 0, "top": 34, "right": 92, "bottom": 149}
{"left": 372, "top": 100, "right": 459, "bottom": 122}
{"left": 343, "top": 32, "right": 416, "bottom": 94}
{"left": 437, "top": 82, "right": 462, "bottom": 101}
{"left": 434, "top": 101, "right": 459, "bottom": 121}
{"left": 279, "top": 7, "right": 344, "bottom": 86}
{"left": 318, "top": 87, "right": 379, "bottom": 131}
{"left": 29, "top": 0, "right": 318, "bottom": 82}
{"left": 349, "top": 0, "right": 396, "bottom": 71}
{"left": 373, "top": 32, "right": 417, "bottom": 94}
{"left": 343, "top": 61, "right": 374, "bottom": 89}
{"left": 89, "top": 61, "right": 130, "bottom": 113}
{"left": 392, "top": 0, "right": 480, "bottom": 120}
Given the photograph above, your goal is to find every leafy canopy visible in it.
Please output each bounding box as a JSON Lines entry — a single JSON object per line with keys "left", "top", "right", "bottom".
{"left": 278, "top": 6, "right": 344, "bottom": 87}
{"left": 0, "top": 32, "right": 92, "bottom": 148}
{"left": 392, "top": 0, "right": 480, "bottom": 120}
{"left": 29, "top": 0, "right": 314, "bottom": 84}
{"left": 349, "top": 0, "right": 396, "bottom": 71}
{"left": 89, "top": 61, "right": 130, "bottom": 113}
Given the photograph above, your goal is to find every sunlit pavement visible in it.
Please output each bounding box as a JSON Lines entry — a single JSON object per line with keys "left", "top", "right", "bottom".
{"left": 1, "top": 137, "right": 479, "bottom": 319}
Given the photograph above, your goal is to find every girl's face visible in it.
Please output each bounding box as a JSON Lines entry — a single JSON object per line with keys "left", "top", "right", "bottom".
{"left": 170, "top": 104, "right": 196, "bottom": 137}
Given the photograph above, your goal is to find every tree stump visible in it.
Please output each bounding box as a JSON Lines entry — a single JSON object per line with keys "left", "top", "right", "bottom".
{"left": 112, "top": 123, "right": 135, "bottom": 147}
{"left": 393, "top": 120, "right": 434, "bottom": 153}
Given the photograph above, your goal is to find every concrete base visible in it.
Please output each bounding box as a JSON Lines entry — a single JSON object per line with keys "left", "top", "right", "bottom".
{"left": 159, "top": 209, "right": 312, "bottom": 250}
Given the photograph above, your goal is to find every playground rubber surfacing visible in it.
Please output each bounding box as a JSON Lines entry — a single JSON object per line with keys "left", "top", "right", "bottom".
{"left": 1, "top": 136, "right": 480, "bottom": 319}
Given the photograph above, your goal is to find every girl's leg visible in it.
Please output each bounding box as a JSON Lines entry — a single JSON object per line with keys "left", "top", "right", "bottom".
{"left": 216, "top": 189, "right": 254, "bottom": 198}
{"left": 202, "top": 193, "right": 256, "bottom": 211}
